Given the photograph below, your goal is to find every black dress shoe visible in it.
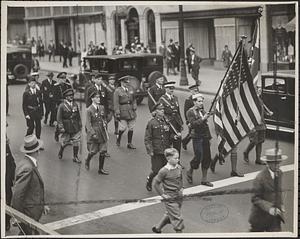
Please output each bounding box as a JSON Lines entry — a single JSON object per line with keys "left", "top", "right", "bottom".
{"left": 127, "top": 143, "right": 136, "bottom": 149}
{"left": 230, "top": 171, "right": 244, "bottom": 177}
{"left": 98, "top": 169, "right": 109, "bottom": 175}
{"left": 255, "top": 160, "right": 266, "bottom": 165}
{"left": 201, "top": 181, "right": 214, "bottom": 187}
{"left": 73, "top": 157, "right": 82, "bottom": 164}
{"left": 152, "top": 226, "right": 161, "bottom": 233}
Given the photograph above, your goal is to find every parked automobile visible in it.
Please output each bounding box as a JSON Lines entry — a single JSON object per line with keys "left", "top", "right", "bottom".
{"left": 261, "top": 72, "right": 295, "bottom": 133}
{"left": 76, "top": 53, "right": 164, "bottom": 104}
{"left": 7, "top": 44, "right": 32, "bottom": 83}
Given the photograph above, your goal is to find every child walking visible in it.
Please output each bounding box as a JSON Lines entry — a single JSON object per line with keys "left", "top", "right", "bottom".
{"left": 152, "top": 148, "right": 184, "bottom": 233}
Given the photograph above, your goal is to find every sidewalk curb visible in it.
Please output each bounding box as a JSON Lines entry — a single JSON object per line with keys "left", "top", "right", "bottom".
{"left": 40, "top": 66, "right": 217, "bottom": 96}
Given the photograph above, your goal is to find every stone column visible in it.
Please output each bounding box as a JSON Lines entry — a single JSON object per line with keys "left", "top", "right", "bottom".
{"left": 106, "top": 16, "right": 114, "bottom": 55}
{"left": 121, "top": 18, "right": 127, "bottom": 48}
{"left": 154, "top": 13, "right": 162, "bottom": 54}
{"left": 260, "top": 5, "right": 268, "bottom": 73}
{"left": 139, "top": 15, "right": 147, "bottom": 46}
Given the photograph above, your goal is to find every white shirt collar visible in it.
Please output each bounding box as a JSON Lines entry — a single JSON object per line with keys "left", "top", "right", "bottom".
{"left": 267, "top": 166, "right": 275, "bottom": 179}
{"left": 166, "top": 93, "right": 172, "bottom": 99}
{"left": 95, "top": 84, "right": 100, "bottom": 91}
{"left": 30, "top": 88, "right": 36, "bottom": 94}
{"left": 156, "top": 83, "right": 162, "bottom": 88}
{"left": 25, "top": 154, "right": 37, "bottom": 167}
{"left": 92, "top": 103, "right": 99, "bottom": 110}
{"left": 165, "top": 162, "right": 180, "bottom": 170}
{"left": 122, "top": 86, "right": 128, "bottom": 91}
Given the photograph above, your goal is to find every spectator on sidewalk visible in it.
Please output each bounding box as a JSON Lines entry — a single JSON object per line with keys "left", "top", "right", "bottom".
{"left": 48, "top": 40, "right": 56, "bottom": 62}
{"left": 190, "top": 47, "right": 202, "bottom": 86}
{"left": 99, "top": 42, "right": 107, "bottom": 55}
{"left": 58, "top": 41, "right": 64, "bottom": 62}
{"left": 166, "top": 45, "right": 176, "bottom": 76}
{"left": 62, "top": 42, "right": 69, "bottom": 68}
{"left": 174, "top": 41, "right": 180, "bottom": 72}
{"left": 37, "top": 37, "right": 45, "bottom": 61}
{"left": 186, "top": 43, "right": 193, "bottom": 74}
{"left": 159, "top": 41, "right": 166, "bottom": 68}
{"left": 68, "top": 43, "right": 74, "bottom": 67}
{"left": 32, "top": 57, "right": 40, "bottom": 73}
{"left": 221, "top": 45, "right": 233, "bottom": 69}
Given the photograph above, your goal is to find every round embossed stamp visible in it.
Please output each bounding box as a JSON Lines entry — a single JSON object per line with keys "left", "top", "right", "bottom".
{"left": 200, "top": 203, "right": 229, "bottom": 223}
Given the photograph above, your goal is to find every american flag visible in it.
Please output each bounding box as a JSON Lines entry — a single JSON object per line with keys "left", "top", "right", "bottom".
{"left": 249, "top": 19, "right": 260, "bottom": 86}
{"left": 214, "top": 42, "right": 262, "bottom": 157}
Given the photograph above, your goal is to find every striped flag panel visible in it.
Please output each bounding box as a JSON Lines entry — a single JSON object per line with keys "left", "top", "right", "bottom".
{"left": 213, "top": 42, "right": 262, "bottom": 157}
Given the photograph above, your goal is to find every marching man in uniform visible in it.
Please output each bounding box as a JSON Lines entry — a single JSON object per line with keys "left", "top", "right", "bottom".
{"left": 147, "top": 76, "right": 166, "bottom": 113}
{"left": 144, "top": 103, "right": 175, "bottom": 191}
{"left": 56, "top": 89, "right": 82, "bottom": 163}
{"left": 113, "top": 76, "right": 137, "bottom": 149}
{"left": 85, "top": 90, "right": 109, "bottom": 175}
{"left": 41, "top": 72, "right": 56, "bottom": 126}
{"left": 159, "top": 81, "right": 183, "bottom": 156}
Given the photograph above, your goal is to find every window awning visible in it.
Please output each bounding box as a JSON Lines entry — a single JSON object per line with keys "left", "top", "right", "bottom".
{"left": 285, "top": 17, "right": 295, "bottom": 32}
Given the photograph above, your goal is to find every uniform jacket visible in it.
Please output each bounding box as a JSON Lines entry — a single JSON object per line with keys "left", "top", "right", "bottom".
{"left": 113, "top": 86, "right": 137, "bottom": 120}
{"left": 148, "top": 84, "right": 166, "bottom": 112}
{"left": 191, "top": 54, "right": 202, "bottom": 71}
{"left": 11, "top": 155, "right": 45, "bottom": 221}
{"left": 144, "top": 116, "right": 174, "bottom": 155}
{"left": 186, "top": 106, "right": 211, "bottom": 139}
{"left": 41, "top": 78, "right": 56, "bottom": 102}
{"left": 22, "top": 88, "right": 43, "bottom": 118}
{"left": 86, "top": 84, "right": 108, "bottom": 110}
{"left": 159, "top": 94, "right": 183, "bottom": 131}
{"left": 57, "top": 100, "right": 82, "bottom": 134}
{"left": 249, "top": 167, "right": 283, "bottom": 227}
{"left": 53, "top": 82, "right": 72, "bottom": 106}
{"left": 106, "top": 84, "right": 116, "bottom": 111}
{"left": 86, "top": 104, "right": 108, "bottom": 144}
{"left": 183, "top": 95, "right": 194, "bottom": 122}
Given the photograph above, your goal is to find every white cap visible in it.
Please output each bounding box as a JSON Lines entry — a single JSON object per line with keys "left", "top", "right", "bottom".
{"left": 192, "top": 93, "right": 204, "bottom": 100}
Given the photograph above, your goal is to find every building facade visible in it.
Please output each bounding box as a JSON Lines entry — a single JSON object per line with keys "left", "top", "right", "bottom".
{"left": 7, "top": 7, "right": 26, "bottom": 44}
{"left": 23, "top": 3, "right": 296, "bottom": 71}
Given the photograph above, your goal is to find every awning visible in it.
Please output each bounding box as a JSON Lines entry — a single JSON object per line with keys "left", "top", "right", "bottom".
{"left": 285, "top": 17, "right": 295, "bottom": 32}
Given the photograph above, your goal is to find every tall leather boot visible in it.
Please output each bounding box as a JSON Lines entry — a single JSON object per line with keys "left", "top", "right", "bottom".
{"left": 98, "top": 154, "right": 109, "bottom": 175}
{"left": 114, "top": 120, "right": 119, "bottom": 135}
{"left": 85, "top": 153, "right": 94, "bottom": 170}
{"left": 73, "top": 146, "right": 81, "bottom": 163}
{"left": 116, "top": 130, "right": 124, "bottom": 146}
{"left": 127, "top": 130, "right": 136, "bottom": 149}
{"left": 243, "top": 142, "right": 255, "bottom": 163}
{"left": 146, "top": 171, "right": 156, "bottom": 191}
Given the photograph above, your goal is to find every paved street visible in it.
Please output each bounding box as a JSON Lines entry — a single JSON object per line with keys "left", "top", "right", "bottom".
{"left": 6, "top": 72, "right": 295, "bottom": 235}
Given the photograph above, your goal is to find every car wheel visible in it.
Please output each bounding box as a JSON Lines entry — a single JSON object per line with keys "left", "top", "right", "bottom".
{"left": 13, "top": 64, "right": 29, "bottom": 79}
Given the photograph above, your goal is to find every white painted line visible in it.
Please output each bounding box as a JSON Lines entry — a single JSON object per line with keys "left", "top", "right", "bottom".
{"left": 45, "top": 164, "right": 294, "bottom": 230}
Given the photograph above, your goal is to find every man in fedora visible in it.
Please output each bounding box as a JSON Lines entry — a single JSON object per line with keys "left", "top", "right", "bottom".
{"left": 85, "top": 90, "right": 109, "bottom": 175}
{"left": 57, "top": 88, "right": 82, "bottom": 163}
{"left": 249, "top": 148, "right": 287, "bottom": 232}
{"left": 41, "top": 72, "right": 56, "bottom": 126}
{"left": 159, "top": 81, "right": 183, "bottom": 156}
{"left": 11, "top": 134, "right": 49, "bottom": 235}
{"left": 22, "top": 75, "right": 44, "bottom": 143}
{"left": 113, "top": 76, "right": 137, "bottom": 149}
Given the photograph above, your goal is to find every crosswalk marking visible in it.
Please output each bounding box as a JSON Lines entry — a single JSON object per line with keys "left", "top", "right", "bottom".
{"left": 45, "top": 164, "right": 294, "bottom": 230}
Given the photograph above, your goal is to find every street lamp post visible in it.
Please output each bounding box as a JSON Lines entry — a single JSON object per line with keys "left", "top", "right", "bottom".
{"left": 179, "top": 5, "right": 188, "bottom": 85}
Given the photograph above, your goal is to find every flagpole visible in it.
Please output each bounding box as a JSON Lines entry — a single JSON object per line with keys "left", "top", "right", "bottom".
{"left": 208, "top": 41, "right": 242, "bottom": 114}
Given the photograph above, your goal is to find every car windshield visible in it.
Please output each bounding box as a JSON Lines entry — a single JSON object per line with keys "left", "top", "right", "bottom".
{"left": 143, "top": 57, "right": 159, "bottom": 67}
{"left": 83, "top": 58, "right": 113, "bottom": 73}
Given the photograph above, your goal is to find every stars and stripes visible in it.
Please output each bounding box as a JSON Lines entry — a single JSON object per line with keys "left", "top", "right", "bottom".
{"left": 213, "top": 42, "right": 262, "bottom": 157}
{"left": 248, "top": 19, "right": 260, "bottom": 86}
